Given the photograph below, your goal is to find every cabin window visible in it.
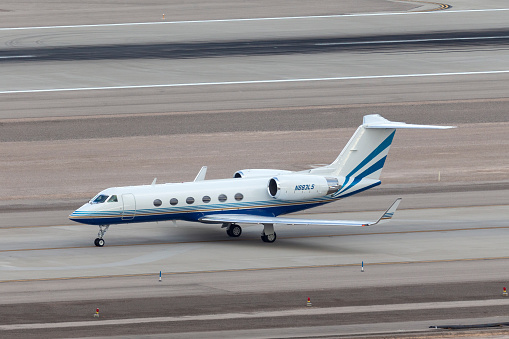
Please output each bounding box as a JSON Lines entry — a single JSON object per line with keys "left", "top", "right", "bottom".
{"left": 92, "top": 194, "right": 108, "bottom": 204}
{"left": 218, "top": 194, "right": 227, "bottom": 202}
{"left": 234, "top": 193, "right": 244, "bottom": 201}
{"left": 107, "top": 195, "right": 118, "bottom": 203}
{"left": 170, "top": 198, "right": 178, "bottom": 206}
{"left": 202, "top": 196, "right": 211, "bottom": 203}
{"left": 186, "top": 197, "right": 195, "bottom": 204}
{"left": 153, "top": 199, "right": 162, "bottom": 207}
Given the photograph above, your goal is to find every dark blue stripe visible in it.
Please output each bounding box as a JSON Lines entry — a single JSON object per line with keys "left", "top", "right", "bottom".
{"left": 336, "top": 181, "right": 381, "bottom": 199}
{"left": 345, "top": 131, "right": 395, "bottom": 179}
{"left": 339, "top": 156, "right": 387, "bottom": 194}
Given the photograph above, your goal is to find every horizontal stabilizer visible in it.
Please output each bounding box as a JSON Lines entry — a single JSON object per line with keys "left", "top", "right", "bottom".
{"left": 363, "top": 114, "right": 456, "bottom": 129}
{"left": 199, "top": 198, "right": 402, "bottom": 227}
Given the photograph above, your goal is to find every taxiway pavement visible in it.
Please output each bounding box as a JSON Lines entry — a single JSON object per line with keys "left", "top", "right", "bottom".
{"left": 0, "top": 0, "right": 509, "bottom": 337}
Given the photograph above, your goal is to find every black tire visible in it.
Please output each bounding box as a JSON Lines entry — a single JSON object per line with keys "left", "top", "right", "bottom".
{"left": 261, "top": 232, "right": 277, "bottom": 243}
{"left": 229, "top": 224, "right": 242, "bottom": 237}
{"left": 94, "top": 238, "right": 100, "bottom": 246}
{"left": 97, "top": 238, "right": 105, "bottom": 247}
{"left": 226, "top": 228, "right": 232, "bottom": 237}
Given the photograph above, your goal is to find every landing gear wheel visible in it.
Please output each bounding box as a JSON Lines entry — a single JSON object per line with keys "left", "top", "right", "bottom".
{"left": 94, "top": 238, "right": 105, "bottom": 247}
{"left": 261, "top": 232, "right": 277, "bottom": 243}
{"left": 228, "top": 224, "right": 242, "bottom": 238}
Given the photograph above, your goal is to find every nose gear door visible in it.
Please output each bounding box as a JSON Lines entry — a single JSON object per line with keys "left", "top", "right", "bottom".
{"left": 122, "top": 194, "right": 136, "bottom": 220}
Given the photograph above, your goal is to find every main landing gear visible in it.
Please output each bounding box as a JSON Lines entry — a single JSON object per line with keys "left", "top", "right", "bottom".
{"left": 261, "top": 232, "right": 277, "bottom": 243}
{"left": 225, "top": 223, "right": 242, "bottom": 237}
{"left": 94, "top": 225, "right": 109, "bottom": 247}
{"left": 222, "top": 222, "right": 277, "bottom": 243}
{"left": 261, "top": 223, "right": 276, "bottom": 243}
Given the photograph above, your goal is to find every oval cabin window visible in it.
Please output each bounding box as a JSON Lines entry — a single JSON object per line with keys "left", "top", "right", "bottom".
{"left": 153, "top": 199, "right": 162, "bottom": 207}
{"left": 234, "top": 193, "right": 244, "bottom": 201}
{"left": 170, "top": 198, "right": 178, "bottom": 206}
{"left": 218, "top": 194, "right": 227, "bottom": 202}
{"left": 186, "top": 197, "right": 195, "bottom": 204}
{"left": 202, "top": 196, "right": 211, "bottom": 203}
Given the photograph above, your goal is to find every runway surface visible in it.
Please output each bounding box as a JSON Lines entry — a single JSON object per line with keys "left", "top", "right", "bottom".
{"left": 1, "top": 0, "right": 509, "bottom": 338}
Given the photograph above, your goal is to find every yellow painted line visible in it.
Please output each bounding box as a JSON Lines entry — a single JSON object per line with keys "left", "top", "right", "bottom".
{"left": 0, "top": 238, "right": 234, "bottom": 253}
{"left": 1, "top": 225, "right": 508, "bottom": 253}
{"left": 0, "top": 224, "right": 79, "bottom": 230}
{"left": 2, "top": 255, "right": 509, "bottom": 284}
{"left": 405, "top": 1, "right": 451, "bottom": 12}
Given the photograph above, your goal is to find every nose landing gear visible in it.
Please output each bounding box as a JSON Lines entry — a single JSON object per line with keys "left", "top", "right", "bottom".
{"left": 94, "top": 225, "right": 110, "bottom": 247}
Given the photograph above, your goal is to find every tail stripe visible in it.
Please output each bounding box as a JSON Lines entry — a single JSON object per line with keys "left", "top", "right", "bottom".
{"left": 344, "top": 130, "right": 395, "bottom": 180}
{"left": 335, "top": 156, "right": 387, "bottom": 196}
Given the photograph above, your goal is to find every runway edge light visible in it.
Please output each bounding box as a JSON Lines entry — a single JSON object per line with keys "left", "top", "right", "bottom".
{"left": 159, "top": 271, "right": 162, "bottom": 282}
{"left": 361, "top": 261, "right": 364, "bottom": 272}
{"left": 94, "top": 308, "right": 99, "bottom": 318}
{"left": 307, "top": 298, "right": 312, "bottom": 307}
{"left": 503, "top": 287, "right": 507, "bottom": 297}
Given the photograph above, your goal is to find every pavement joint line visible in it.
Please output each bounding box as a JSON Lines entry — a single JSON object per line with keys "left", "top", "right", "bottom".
{"left": 1, "top": 70, "right": 509, "bottom": 95}
{"left": 1, "top": 225, "right": 509, "bottom": 253}
{"left": 0, "top": 8, "right": 507, "bottom": 31}
{"left": 2, "top": 299, "right": 509, "bottom": 331}
{"left": 1, "top": 256, "right": 509, "bottom": 284}
{"left": 1, "top": 98, "right": 508, "bottom": 123}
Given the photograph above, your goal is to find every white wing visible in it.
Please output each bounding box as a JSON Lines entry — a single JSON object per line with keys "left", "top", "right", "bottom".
{"left": 199, "top": 198, "right": 401, "bottom": 226}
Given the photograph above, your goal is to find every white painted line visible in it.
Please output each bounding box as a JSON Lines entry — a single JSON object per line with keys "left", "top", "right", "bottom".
{"left": 315, "top": 35, "right": 509, "bottom": 46}
{"left": 2, "top": 299, "right": 509, "bottom": 330}
{"left": 0, "top": 55, "right": 35, "bottom": 59}
{"left": 1, "top": 70, "right": 509, "bottom": 95}
{"left": 0, "top": 8, "right": 508, "bottom": 31}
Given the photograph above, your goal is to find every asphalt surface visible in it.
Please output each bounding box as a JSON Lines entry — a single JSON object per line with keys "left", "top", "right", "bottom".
{"left": 1, "top": 0, "right": 509, "bottom": 338}
{"left": 2, "top": 30, "right": 509, "bottom": 62}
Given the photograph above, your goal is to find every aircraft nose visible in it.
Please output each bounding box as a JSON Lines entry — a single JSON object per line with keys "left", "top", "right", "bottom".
{"left": 69, "top": 210, "right": 78, "bottom": 221}
{"left": 69, "top": 203, "right": 90, "bottom": 222}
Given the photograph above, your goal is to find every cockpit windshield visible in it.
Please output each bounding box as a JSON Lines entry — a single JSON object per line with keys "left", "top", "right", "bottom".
{"left": 107, "top": 195, "right": 118, "bottom": 202}
{"left": 91, "top": 194, "right": 109, "bottom": 204}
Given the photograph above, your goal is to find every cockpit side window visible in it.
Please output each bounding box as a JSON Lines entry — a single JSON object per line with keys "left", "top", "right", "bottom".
{"left": 92, "top": 194, "right": 109, "bottom": 204}
{"left": 107, "top": 195, "right": 118, "bottom": 203}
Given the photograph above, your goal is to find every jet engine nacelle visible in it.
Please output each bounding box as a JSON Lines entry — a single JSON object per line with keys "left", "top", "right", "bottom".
{"left": 268, "top": 174, "right": 341, "bottom": 200}
{"left": 234, "top": 169, "right": 293, "bottom": 178}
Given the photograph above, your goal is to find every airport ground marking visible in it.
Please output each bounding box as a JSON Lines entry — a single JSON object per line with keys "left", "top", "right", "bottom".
{"left": 1, "top": 225, "right": 509, "bottom": 254}
{"left": 0, "top": 8, "right": 507, "bottom": 31}
{"left": 1, "top": 97, "right": 509, "bottom": 123}
{"left": 2, "top": 255, "right": 509, "bottom": 284}
{"left": 2, "top": 299, "right": 509, "bottom": 330}
{"left": 1, "top": 70, "right": 509, "bottom": 95}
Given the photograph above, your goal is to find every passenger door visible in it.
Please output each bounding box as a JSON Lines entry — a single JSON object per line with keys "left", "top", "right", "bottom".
{"left": 122, "top": 194, "right": 136, "bottom": 220}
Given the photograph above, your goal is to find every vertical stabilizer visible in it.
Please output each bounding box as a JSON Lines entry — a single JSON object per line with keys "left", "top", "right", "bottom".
{"left": 322, "top": 114, "right": 454, "bottom": 197}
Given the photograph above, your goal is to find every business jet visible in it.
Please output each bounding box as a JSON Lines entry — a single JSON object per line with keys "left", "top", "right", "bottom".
{"left": 70, "top": 114, "right": 454, "bottom": 246}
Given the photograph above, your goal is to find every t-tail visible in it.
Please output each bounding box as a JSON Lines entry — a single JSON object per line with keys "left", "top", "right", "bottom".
{"left": 309, "top": 114, "right": 455, "bottom": 198}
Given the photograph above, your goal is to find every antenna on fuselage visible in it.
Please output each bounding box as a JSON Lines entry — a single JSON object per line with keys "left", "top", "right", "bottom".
{"left": 194, "top": 166, "right": 207, "bottom": 181}
{"left": 151, "top": 178, "right": 157, "bottom": 186}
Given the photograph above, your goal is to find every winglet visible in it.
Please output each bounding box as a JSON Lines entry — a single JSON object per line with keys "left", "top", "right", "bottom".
{"left": 194, "top": 166, "right": 208, "bottom": 181}
{"left": 365, "top": 198, "right": 402, "bottom": 226}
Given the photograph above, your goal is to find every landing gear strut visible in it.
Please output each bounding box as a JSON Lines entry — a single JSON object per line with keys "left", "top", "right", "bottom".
{"left": 94, "top": 225, "right": 109, "bottom": 247}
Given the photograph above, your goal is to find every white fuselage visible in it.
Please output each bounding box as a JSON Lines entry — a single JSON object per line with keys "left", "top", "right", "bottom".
{"left": 69, "top": 175, "right": 358, "bottom": 226}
